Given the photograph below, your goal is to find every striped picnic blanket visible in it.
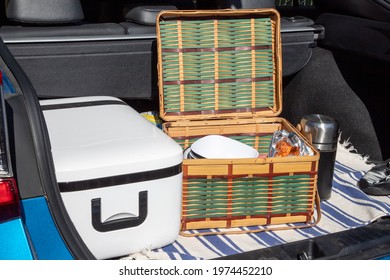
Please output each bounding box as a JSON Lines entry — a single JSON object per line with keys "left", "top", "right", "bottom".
{"left": 123, "top": 142, "right": 390, "bottom": 260}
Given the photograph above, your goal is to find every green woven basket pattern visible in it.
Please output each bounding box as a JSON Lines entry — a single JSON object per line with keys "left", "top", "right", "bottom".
{"left": 176, "top": 134, "right": 273, "bottom": 154}
{"left": 183, "top": 175, "right": 313, "bottom": 219}
{"left": 160, "top": 17, "right": 275, "bottom": 113}
{"left": 231, "top": 135, "right": 273, "bottom": 154}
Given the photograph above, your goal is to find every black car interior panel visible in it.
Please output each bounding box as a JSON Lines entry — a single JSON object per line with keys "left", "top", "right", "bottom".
{"left": 0, "top": 62, "right": 44, "bottom": 199}
{"left": 4, "top": 39, "right": 157, "bottom": 100}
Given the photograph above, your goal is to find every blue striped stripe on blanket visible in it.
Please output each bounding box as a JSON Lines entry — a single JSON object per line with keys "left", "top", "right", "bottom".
{"left": 122, "top": 144, "right": 390, "bottom": 260}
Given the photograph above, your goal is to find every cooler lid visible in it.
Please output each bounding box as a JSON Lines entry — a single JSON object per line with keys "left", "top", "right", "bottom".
{"left": 157, "top": 9, "right": 282, "bottom": 122}
{"left": 41, "top": 96, "right": 183, "bottom": 183}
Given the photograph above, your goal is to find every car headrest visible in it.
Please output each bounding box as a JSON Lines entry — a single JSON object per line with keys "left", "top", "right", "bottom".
{"left": 6, "top": 0, "right": 84, "bottom": 24}
{"left": 123, "top": 6, "right": 177, "bottom": 26}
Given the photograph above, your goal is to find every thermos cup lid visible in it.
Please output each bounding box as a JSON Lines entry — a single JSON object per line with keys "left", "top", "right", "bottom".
{"left": 300, "top": 114, "right": 339, "bottom": 150}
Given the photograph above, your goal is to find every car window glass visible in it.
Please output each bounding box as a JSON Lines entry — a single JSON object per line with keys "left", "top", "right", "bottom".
{"left": 0, "top": 70, "right": 15, "bottom": 94}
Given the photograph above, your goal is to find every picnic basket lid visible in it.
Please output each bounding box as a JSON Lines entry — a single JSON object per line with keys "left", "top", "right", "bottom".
{"left": 157, "top": 9, "right": 282, "bottom": 122}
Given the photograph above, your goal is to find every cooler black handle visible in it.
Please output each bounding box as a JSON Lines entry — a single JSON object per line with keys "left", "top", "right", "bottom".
{"left": 91, "top": 191, "right": 148, "bottom": 232}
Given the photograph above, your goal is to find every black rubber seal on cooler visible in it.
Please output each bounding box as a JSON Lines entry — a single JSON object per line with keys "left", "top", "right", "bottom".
{"left": 58, "top": 163, "right": 182, "bottom": 192}
{"left": 40, "top": 100, "right": 127, "bottom": 111}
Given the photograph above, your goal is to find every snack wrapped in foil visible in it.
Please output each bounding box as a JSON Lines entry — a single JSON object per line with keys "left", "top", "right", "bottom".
{"left": 268, "top": 130, "right": 314, "bottom": 157}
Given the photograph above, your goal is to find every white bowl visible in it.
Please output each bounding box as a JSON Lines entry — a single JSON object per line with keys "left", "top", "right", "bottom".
{"left": 190, "top": 135, "right": 259, "bottom": 159}
{"left": 183, "top": 147, "right": 191, "bottom": 159}
{"left": 183, "top": 148, "right": 201, "bottom": 159}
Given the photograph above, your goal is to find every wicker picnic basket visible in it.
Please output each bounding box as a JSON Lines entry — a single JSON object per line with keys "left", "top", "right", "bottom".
{"left": 156, "top": 9, "right": 320, "bottom": 235}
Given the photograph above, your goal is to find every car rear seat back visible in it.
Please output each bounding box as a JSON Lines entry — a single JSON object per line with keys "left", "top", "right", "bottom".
{"left": 314, "top": 0, "right": 390, "bottom": 23}
{"left": 0, "top": 0, "right": 126, "bottom": 38}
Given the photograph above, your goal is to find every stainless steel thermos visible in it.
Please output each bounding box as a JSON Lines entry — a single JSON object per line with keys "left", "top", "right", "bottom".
{"left": 300, "top": 114, "right": 339, "bottom": 200}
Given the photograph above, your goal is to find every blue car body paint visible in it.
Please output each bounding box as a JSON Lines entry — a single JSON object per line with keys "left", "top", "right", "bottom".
{"left": 21, "top": 197, "right": 74, "bottom": 260}
{"left": 0, "top": 218, "right": 34, "bottom": 259}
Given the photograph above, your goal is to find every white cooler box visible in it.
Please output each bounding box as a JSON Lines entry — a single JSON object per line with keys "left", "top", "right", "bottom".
{"left": 40, "top": 96, "right": 183, "bottom": 259}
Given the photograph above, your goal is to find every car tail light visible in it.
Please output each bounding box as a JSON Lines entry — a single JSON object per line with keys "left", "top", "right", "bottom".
{"left": 0, "top": 70, "right": 20, "bottom": 222}
{"left": 0, "top": 178, "right": 20, "bottom": 221}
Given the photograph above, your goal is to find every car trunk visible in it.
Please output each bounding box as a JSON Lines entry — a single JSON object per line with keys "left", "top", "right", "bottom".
{"left": 0, "top": 4, "right": 388, "bottom": 259}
